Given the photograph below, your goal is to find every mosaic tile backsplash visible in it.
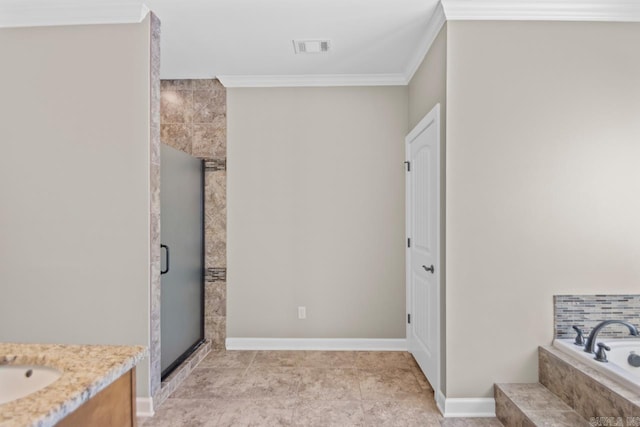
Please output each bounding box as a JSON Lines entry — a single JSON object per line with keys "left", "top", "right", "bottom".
{"left": 554, "top": 295, "right": 640, "bottom": 340}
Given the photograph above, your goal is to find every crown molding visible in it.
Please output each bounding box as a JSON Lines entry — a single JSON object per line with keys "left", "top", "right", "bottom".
{"left": 404, "top": 2, "right": 447, "bottom": 84}
{"left": 220, "top": 0, "right": 640, "bottom": 89}
{"left": 404, "top": 0, "right": 640, "bottom": 84}
{"left": 12, "top": 0, "right": 630, "bottom": 85}
{"left": 0, "top": 1, "right": 150, "bottom": 28}
{"left": 442, "top": 0, "right": 640, "bottom": 22}
{"left": 217, "top": 73, "right": 407, "bottom": 88}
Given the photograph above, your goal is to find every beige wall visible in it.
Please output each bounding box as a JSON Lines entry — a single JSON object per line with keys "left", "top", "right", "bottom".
{"left": 409, "top": 24, "right": 447, "bottom": 131}
{"left": 408, "top": 23, "right": 448, "bottom": 395}
{"left": 446, "top": 20, "right": 640, "bottom": 397}
{"left": 0, "top": 19, "right": 153, "bottom": 396}
{"left": 227, "top": 87, "right": 408, "bottom": 339}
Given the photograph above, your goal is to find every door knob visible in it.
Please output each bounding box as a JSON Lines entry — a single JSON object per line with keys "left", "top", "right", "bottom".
{"left": 422, "top": 265, "right": 434, "bottom": 273}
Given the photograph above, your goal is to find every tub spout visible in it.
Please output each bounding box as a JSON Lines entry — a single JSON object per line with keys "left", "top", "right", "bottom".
{"left": 584, "top": 320, "right": 639, "bottom": 354}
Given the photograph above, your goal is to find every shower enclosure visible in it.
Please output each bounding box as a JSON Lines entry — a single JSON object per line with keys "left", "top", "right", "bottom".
{"left": 160, "top": 143, "right": 204, "bottom": 378}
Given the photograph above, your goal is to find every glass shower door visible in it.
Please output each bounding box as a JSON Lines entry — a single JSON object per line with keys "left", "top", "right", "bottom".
{"left": 160, "top": 143, "right": 204, "bottom": 376}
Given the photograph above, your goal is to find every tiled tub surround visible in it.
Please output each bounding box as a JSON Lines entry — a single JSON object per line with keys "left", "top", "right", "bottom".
{"left": 554, "top": 338, "right": 640, "bottom": 395}
{"left": 554, "top": 295, "right": 640, "bottom": 340}
{"left": 160, "top": 79, "right": 227, "bottom": 349}
{"left": 0, "top": 342, "right": 146, "bottom": 427}
{"left": 539, "top": 345, "right": 640, "bottom": 423}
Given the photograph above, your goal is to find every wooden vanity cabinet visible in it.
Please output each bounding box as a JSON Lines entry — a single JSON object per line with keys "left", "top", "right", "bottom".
{"left": 57, "top": 368, "right": 137, "bottom": 427}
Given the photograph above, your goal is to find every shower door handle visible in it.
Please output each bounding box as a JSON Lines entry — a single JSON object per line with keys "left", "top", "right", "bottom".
{"left": 161, "top": 244, "right": 170, "bottom": 275}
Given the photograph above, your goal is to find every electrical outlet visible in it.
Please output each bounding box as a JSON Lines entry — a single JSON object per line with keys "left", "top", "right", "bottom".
{"left": 298, "top": 306, "right": 306, "bottom": 319}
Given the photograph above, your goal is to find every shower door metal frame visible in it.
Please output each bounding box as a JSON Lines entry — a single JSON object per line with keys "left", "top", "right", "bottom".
{"left": 161, "top": 159, "right": 205, "bottom": 380}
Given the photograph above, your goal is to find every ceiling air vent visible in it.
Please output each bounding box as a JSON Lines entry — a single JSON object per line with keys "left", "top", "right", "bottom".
{"left": 293, "top": 39, "right": 330, "bottom": 54}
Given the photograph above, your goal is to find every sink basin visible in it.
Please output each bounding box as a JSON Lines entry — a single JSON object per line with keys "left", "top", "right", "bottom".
{"left": 0, "top": 365, "right": 62, "bottom": 405}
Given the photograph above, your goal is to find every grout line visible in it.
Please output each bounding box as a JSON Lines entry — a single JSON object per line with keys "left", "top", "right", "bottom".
{"left": 355, "top": 362, "right": 365, "bottom": 400}
{"left": 242, "top": 351, "right": 257, "bottom": 377}
{"left": 288, "top": 402, "right": 296, "bottom": 427}
{"left": 294, "top": 363, "right": 302, "bottom": 403}
{"left": 211, "top": 401, "right": 225, "bottom": 427}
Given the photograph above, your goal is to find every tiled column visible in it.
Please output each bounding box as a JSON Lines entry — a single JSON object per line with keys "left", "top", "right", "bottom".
{"left": 204, "top": 160, "right": 227, "bottom": 349}
{"left": 160, "top": 79, "right": 227, "bottom": 350}
{"left": 149, "top": 12, "right": 162, "bottom": 397}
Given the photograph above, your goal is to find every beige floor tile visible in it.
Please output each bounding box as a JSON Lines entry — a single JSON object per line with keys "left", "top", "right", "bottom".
{"left": 216, "top": 399, "right": 296, "bottom": 427}
{"left": 359, "top": 368, "right": 423, "bottom": 401}
{"left": 232, "top": 367, "right": 302, "bottom": 399}
{"left": 362, "top": 399, "right": 441, "bottom": 427}
{"left": 403, "top": 354, "right": 434, "bottom": 391}
{"left": 298, "top": 351, "right": 357, "bottom": 368}
{"left": 293, "top": 400, "right": 365, "bottom": 427}
{"left": 252, "top": 351, "right": 304, "bottom": 367}
{"left": 298, "top": 368, "right": 361, "bottom": 400}
{"left": 198, "top": 350, "right": 256, "bottom": 369}
{"left": 143, "top": 398, "right": 223, "bottom": 427}
{"left": 411, "top": 365, "right": 434, "bottom": 391}
{"left": 148, "top": 352, "right": 443, "bottom": 426}
{"left": 402, "top": 390, "right": 440, "bottom": 411}
{"left": 406, "top": 354, "right": 420, "bottom": 368}
{"left": 355, "top": 351, "right": 414, "bottom": 370}
{"left": 170, "top": 368, "right": 244, "bottom": 399}
{"left": 439, "top": 417, "right": 504, "bottom": 426}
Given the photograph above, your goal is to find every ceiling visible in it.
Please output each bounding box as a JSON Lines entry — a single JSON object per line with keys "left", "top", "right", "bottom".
{"left": 144, "top": 0, "right": 440, "bottom": 80}
{"left": 2, "top": 0, "right": 639, "bottom": 85}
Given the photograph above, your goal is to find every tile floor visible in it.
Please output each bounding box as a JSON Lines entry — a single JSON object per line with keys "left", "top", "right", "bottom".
{"left": 141, "top": 350, "right": 503, "bottom": 427}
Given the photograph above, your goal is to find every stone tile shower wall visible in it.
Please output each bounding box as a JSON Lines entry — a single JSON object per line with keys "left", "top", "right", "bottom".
{"left": 554, "top": 295, "right": 640, "bottom": 340}
{"left": 149, "top": 13, "right": 162, "bottom": 397}
{"left": 160, "top": 79, "right": 226, "bottom": 349}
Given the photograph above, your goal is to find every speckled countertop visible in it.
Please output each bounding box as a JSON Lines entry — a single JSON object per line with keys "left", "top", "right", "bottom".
{"left": 0, "top": 343, "right": 147, "bottom": 427}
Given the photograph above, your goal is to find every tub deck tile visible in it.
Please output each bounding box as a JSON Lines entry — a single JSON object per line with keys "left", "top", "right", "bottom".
{"left": 495, "top": 383, "right": 590, "bottom": 427}
{"left": 540, "top": 346, "right": 640, "bottom": 421}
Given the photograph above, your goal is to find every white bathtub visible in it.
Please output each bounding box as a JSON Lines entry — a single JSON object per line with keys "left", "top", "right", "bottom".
{"left": 554, "top": 338, "right": 640, "bottom": 395}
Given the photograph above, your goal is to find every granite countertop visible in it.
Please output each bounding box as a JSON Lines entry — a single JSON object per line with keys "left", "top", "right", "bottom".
{"left": 0, "top": 343, "right": 147, "bottom": 427}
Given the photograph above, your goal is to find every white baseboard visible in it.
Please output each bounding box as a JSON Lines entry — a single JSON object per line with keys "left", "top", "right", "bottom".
{"left": 225, "top": 338, "right": 407, "bottom": 351}
{"left": 436, "top": 390, "right": 496, "bottom": 417}
{"left": 136, "top": 397, "right": 154, "bottom": 418}
{"left": 436, "top": 390, "right": 447, "bottom": 414}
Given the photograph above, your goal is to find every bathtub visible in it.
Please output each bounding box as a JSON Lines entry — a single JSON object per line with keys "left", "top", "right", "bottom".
{"left": 554, "top": 338, "right": 640, "bottom": 395}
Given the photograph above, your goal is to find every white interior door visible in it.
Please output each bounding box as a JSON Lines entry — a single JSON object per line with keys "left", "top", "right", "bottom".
{"left": 406, "top": 104, "right": 440, "bottom": 392}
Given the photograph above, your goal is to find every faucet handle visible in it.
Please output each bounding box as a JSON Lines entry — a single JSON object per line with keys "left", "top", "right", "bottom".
{"left": 572, "top": 326, "right": 585, "bottom": 346}
{"left": 595, "top": 342, "right": 611, "bottom": 362}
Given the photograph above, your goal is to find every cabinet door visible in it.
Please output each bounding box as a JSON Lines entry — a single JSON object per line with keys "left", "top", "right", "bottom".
{"left": 57, "top": 369, "right": 136, "bottom": 427}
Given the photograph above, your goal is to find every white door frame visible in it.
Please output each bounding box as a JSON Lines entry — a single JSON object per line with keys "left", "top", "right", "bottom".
{"left": 405, "top": 103, "right": 441, "bottom": 395}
